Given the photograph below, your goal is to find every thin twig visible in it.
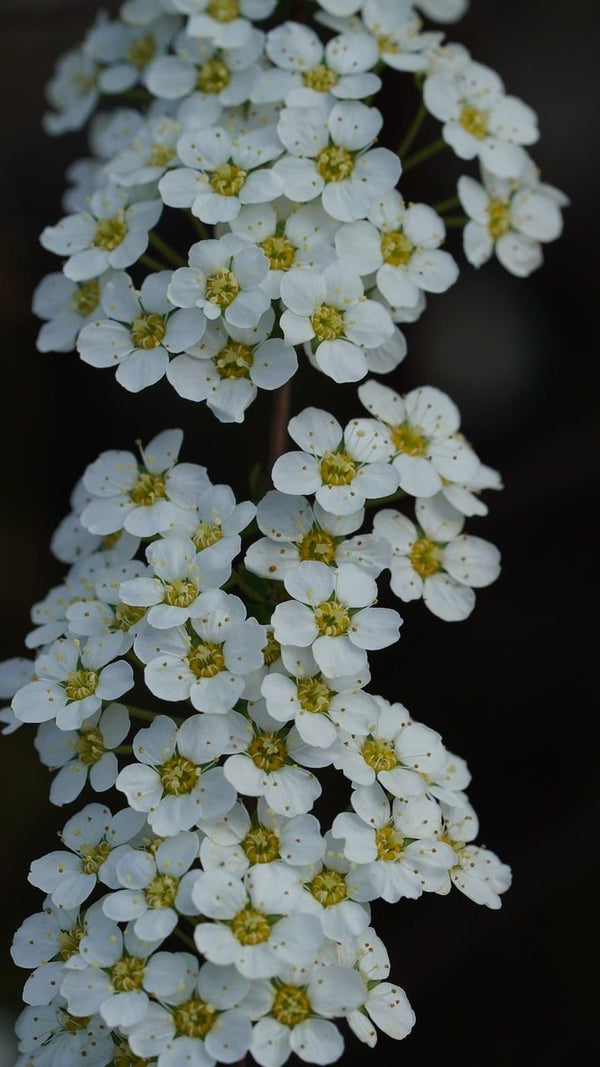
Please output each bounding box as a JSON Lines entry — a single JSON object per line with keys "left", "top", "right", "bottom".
{"left": 403, "top": 137, "right": 446, "bottom": 172}
{"left": 443, "top": 215, "right": 469, "bottom": 228}
{"left": 140, "top": 253, "right": 168, "bottom": 272}
{"left": 149, "top": 231, "right": 186, "bottom": 268}
{"left": 268, "top": 379, "right": 292, "bottom": 470}
{"left": 398, "top": 102, "right": 427, "bottom": 160}
{"left": 434, "top": 194, "right": 460, "bottom": 214}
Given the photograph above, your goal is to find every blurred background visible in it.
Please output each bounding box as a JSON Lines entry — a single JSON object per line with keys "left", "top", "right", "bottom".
{"left": 0, "top": 0, "right": 597, "bottom": 1063}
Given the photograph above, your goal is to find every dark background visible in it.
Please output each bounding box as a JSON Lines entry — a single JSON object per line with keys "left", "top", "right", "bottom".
{"left": 0, "top": 0, "right": 598, "bottom": 1062}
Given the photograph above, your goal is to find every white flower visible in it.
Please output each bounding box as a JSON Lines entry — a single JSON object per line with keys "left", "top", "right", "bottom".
{"left": 331, "top": 928, "right": 416, "bottom": 1047}
{"left": 173, "top": 0, "right": 276, "bottom": 49}
{"left": 43, "top": 48, "right": 100, "bottom": 135}
{"left": 25, "top": 553, "right": 120, "bottom": 649}
{"left": 424, "top": 60, "right": 538, "bottom": 178}
{"left": 374, "top": 495, "right": 500, "bottom": 621}
{"left": 135, "top": 589, "right": 266, "bottom": 711}
{"left": 33, "top": 271, "right": 111, "bottom": 354}
{"left": 192, "top": 865, "right": 324, "bottom": 978}
{"left": 28, "top": 803, "right": 145, "bottom": 909}
{"left": 0, "top": 657, "right": 34, "bottom": 735}
{"left": 448, "top": 842, "right": 512, "bottom": 909}
{"left": 34, "top": 702, "right": 130, "bottom": 806}
{"left": 40, "top": 185, "right": 162, "bottom": 282}
{"left": 146, "top": 27, "right": 263, "bottom": 104}
{"left": 164, "top": 482, "right": 255, "bottom": 561}
{"left": 249, "top": 963, "right": 366, "bottom": 1067}
{"left": 246, "top": 490, "right": 389, "bottom": 582}
{"left": 15, "top": 998, "right": 114, "bottom": 1066}
{"left": 438, "top": 461, "right": 503, "bottom": 517}
{"left": 108, "top": 115, "right": 184, "bottom": 188}
{"left": 258, "top": 23, "right": 381, "bottom": 106}
{"left": 335, "top": 192, "right": 459, "bottom": 309}
{"left": 120, "top": 534, "right": 231, "bottom": 628}
{"left": 160, "top": 124, "right": 284, "bottom": 223}
{"left": 458, "top": 167, "right": 566, "bottom": 277}
{"left": 77, "top": 270, "right": 206, "bottom": 393}
{"left": 12, "top": 635, "right": 133, "bottom": 731}
{"left": 167, "top": 308, "right": 297, "bottom": 422}
{"left": 360, "top": 1, "right": 443, "bottom": 73}
{"left": 296, "top": 841, "right": 371, "bottom": 940}
{"left": 103, "top": 830, "right": 199, "bottom": 939}
{"left": 116, "top": 713, "right": 236, "bottom": 833}
{"left": 198, "top": 798, "right": 325, "bottom": 876}
{"left": 167, "top": 233, "right": 271, "bottom": 328}
{"left": 274, "top": 102, "right": 401, "bottom": 222}
{"left": 272, "top": 561, "right": 401, "bottom": 679}
{"left": 272, "top": 407, "right": 398, "bottom": 515}
{"left": 12, "top": 899, "right": 89, "bottom": 1006}
{"left": 280, "top": 263, "right": 394, "bottom": 383}
{"left": 331, "top": 782, "right": 455, "bottom": 902}
{"left": 358, "top": 380, "right": 479, "bottom": 496}
{"left": 65, "top": 559, "right": 151, "bottom": 649}
{"left": 85, "top": 12, "right": 178, "bottom": 95}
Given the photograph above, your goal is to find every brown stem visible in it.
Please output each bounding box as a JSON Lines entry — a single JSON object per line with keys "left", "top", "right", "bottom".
{"left": 268, "top": 379, "right": 292, "bottom": 471}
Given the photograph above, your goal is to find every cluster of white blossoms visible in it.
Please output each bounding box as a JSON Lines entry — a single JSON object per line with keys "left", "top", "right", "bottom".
{"left": 4, "top": 0, "right": 562, "bottom": 1062}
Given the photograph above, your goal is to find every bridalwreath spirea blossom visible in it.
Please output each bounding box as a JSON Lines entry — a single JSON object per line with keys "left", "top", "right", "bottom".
{"left": 4, "top": 0, "right": 562, "bottom": 1062}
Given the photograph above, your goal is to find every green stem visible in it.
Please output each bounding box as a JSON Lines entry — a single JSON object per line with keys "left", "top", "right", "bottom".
{"left": 443, "top": 215, "right": 469, "bottom": 228}
{"left": 434, "top": 194, "right": 460, "bottom": 214}
{"left": 398, "top": 102, "right": 427, "bottom": 160}
{"left": 140, "top": 253, "right": 168, "bottom": 272}
{"left": 114, "top": 745, "right": 133, "bottom": 755}
{"left": 365, "top": 488, "right": 407, "bottom": 510}
{"left": 188, "top": 211, "right": 209, "bottom": 240}
{"left": 403, "top": 137, "right": 446, "bottom": 172}
{"left": 173, "top": 928, "right": 196, "bottom": 951}
{"left": 127, "top": 706, "right": 159, "bottom": 722}
{"left": 149, "top": 231, "right": 186, "bottom": 268}
{"left": 231, "top": 570, "right": 269, "bottom": 604}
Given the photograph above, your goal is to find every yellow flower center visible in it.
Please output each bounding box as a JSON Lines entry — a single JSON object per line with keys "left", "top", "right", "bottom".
{"left": 129, "top": 471, "right": 167, "bottom": 506}
{"left": 409, "top": 537, "right": 441, "bottom": 578}
{"left": 302, "top": 64, "right": 339, "bottom": 92}
{"left": 375, "top": 824, "right": 404, "bottom": 861}
{"left": 113, "top": 1042, "right": 150, "bottom": 1067}
{"left": 79, "top": 840, "right": 111, "bottom": 875}
{"left": 174, "top": 997, "right": 217, "bottom": 1038}
{"left": 308, "top": 868, "right": 347, "bottom": 906}
{"left": 317, "top": 145, "right": 355, "bottom": 182}
{"left": 193, "top": 521, "right": 223, "bottom": 550}
{"left": 263, "top": 632, "right": 282, "bottom": 666}
{"left": 391, "top": 423, "right": 427, "bottom": 456}
{"left": 231, "top": 908, "right": 271, "bottom": 945}
{"left": 362, "top": 737, "right": 398, "bottom": 772}
{"left": 94, "top": 212, "right": 127, "bottom": 251}
{"left": 260, "top": 235, "right": 296, "bottom": 271}
{"left": 76, "top": 728, "right": 105, "bottom": 766}
{"left": 271, "top": 985, "right": 311, "bottom": 1027}
{"left": 64, "top": 669, "right": 99, "bottom": 701}
{"left": 207, "top": 0, "right": 240, "bottom": 21}
{"left": 163, "top": 579, "right": 198, "bottom": 608}
{"left": 377, "top": 34, "right": 400, "bottom": 55}
{"left": 206, "top": 269, "right": 240, "bottom": 308}
{"left": 242, "top": 826, "right": 280, "bottom": 864}
{"left": 130, "top": 312, "right": 167, "bottom": 350}
{"left": 297, "top": 676, "right": 332, "bottom": 714}
{"left": 214, "top": 341, "right": 254, "bottom": 379}
{"left": 58, "top": 924, "right": 85, "bottom": 961}
{"left": 460, "top": 104, "right": 488, "bottom": 139}
{"left": 248, "top": 732, "right": 287, "bottom": 772}
{"left": 314, "top": 599, "right": 350, "bottom": 637}
{"left": 144, "top": 873, "right": 179, "bottom": 908}
{"left": 187, "top": 641, "right": 225, "bottom": 678}
{"left": 320, "top": 450, "right": 356, "bottom": 486}
{"left": 311, "top": 302, "right": 345, "bottom": 341}
{"left": 127, "top": 34, "right": 156, "bottom": 69}
{"left": 196, "top": 57, "right": 231, "bottom": 94}
{"left": 487, "top": 198, "right": 511, "bottom": 239}
{"left": 298, "top": 528, "right": 337, "bottom": 564}
{"left": 160, "top": 755, "right": 200, "bottom": 795}
{"left": 381, "top": 230, "right": 414, "bottom": 267}
{"left": 114, "top": 604, "right": 146, "bottom": 632}
{"left": 210, "top": 162, "right": 248, "bottom": 197}
{"left": 110, "top": 956, "right": 146, "bottom": 992}
{"left": 63, "top": 1012, "right": 91, "bottom": 1034}
{"left": 71, "top": 278, "right": 100, "bottom": 316}
{"left": 149, "top": 142, "right": 177, "bottom": 168}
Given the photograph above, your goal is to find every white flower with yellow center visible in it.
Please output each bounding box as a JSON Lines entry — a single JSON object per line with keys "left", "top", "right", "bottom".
{"left": 168, "top": 234, "right": 270, "bottom": 328}
{"left": 274, "top": 101, "right": 401, "bottom": 222}
{"left": 103, "top": 830, "right": 199, "bottom": 940}
{"left": 12, "top": 634, "right": 133, "bottom": 732}
{"left": 437, "top": 460, "right": 503, "bottom": 518}
{"left": 125, "top": 958, "right": 253, "bottom": 1063}
{"left": 12, "top": 899, "right": 106, "bottom": 1008}
{"left": 174, "top": 0, "right": 276, "bottom": 49}
{"left": 192, "top": 865, "right": 324, "bottom": 978}
{"left": 336, "top": 192, "right": 458, "bottom": 309}
{"left": 85, "top": 12, "right": 179, "bottom": 95}
{"left": 77, "top": 270, "right": 206, "bottom": 393}
{"left": 272, "top": 407, "right": 398, "bottom": 516}
{"left": 119, "top": 533, "right": 231, "bottom": 628}
{"left": 198, "top": 798, "right": 326, "bottom": 877}
{"left": 448, "top": 844, "right": 512, "bottom": 909}
{"left": 280, "top": 262, "right": 395, "bottom": 383}
{"left": 15, "top": 997, "right": 114, "bottom": 1067}
{"left": 296, "top": 838, "right": 371, "bottom": 940}
{"left": 167, "top": 308, "right": 297, "bottom": 423}
{"left": 272, "top": 561, "right": 401, "bottom": 679}
{"left": 458, "top": 166, "right": 567, "bottom": 277}
{"left": 249, "top": 963, "right": 366, "bottom": 1067}
{"left": 0, "top": 657, "right": 34, "bottom": 735}
{"left": 116, "top": 713, "right": 236, "bottom": 833}
{"left": 356, "top": 0, "right": 443, "bottom": 74}
{"left": 108, "top": 114, "right": 184, "bottom": 188}
{"left": 164, "top": 483, "right": 255, "bottom": 568}
{"left": 160, "top": 124, "right": 284, "bottom": 224}
{"left": 25, "top": 553, "right": 112, "bottom": 649}
{"left": 146, "top": 26, "right": 263, "bottom": 104}
{"left": 374, "top": 496, "right": 501, "bottom": 621}
{"left": 33, "top": 270, "right": 112, "bottom": 354}
{"left": 65, "top": 559, "right": 151, "bottom": 651}
{"left": 135, "top": 589, "right": 266, "bottom": 712}
{"left": 34, "top": 702, "right": 130, "bottom": 807}
{"left": 256, "top": 23, "right": 381, "bottom": 106}
{"left": 358, "top": 379, "right": 480, "bottom": 497}
{"left": 40, "top": 184, "right": 162, "bottom": 282}
{"left": 81, "top": 429, "right": 208, "bottom": 537}
{"left": 331, "top": 782, "right": 455, "bottom": 903}
{"left": 424, "top": 60, "right": 539, "bottom": 178}
{"left": 28, "top": 803, "right": 146, "bottom": 910}
{"left": 43, "top": 47, "right": 100, "bottom": 135}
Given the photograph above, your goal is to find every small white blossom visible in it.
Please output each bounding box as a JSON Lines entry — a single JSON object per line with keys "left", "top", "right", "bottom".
{"left": 173, "top": 0, "right": 276, "bottom": 49}
{"left": 258, "top": 23, "right": 381, "bottom": 106}
{"left": 43, "top": 48, "right": 100, "bottom": 135}
{"left": 120, "top": 534, "right": 231, "bottom": 628}
{"left": 146, "top": 27, "right": 263, "bottom": 104}
{"left": 198, "top": 798, "right": 326, "bottom": 876}
{"left": 15, "top": 997, "right": 114, "bottom": 1067}
{"left": 34, "top": 702, "right": 130, "bottom": 806}
{"left": 103, "top": 830, "right": 199, "bottom": 939}
{"left": 33, "top": 271, "right": 112, "bottom": 354}
{"left": 168, "top": 233, "right": 271, "bottom": 327}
